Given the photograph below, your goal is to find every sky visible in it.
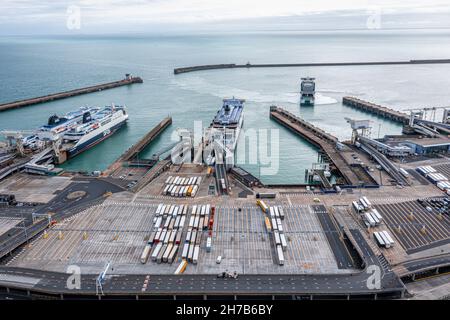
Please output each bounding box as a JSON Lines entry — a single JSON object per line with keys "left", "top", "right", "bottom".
{"left": 1, "top": 0, "right": 450, "bottom": 35}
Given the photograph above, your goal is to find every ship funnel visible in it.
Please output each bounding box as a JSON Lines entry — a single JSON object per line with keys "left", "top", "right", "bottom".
{"left": 48, "top": 115, "right": 59, "bottom": 126}
{"left": 82, "top": 112, "right": 92, "bottom": 124}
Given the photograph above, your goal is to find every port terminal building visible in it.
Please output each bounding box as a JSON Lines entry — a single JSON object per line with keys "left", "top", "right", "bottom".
{"left": 379, "top": 135, "right": 450, "bottom": 155}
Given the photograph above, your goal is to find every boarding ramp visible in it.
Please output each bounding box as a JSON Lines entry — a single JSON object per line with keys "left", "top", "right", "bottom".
{"left": 213, "top": 142, "right": 229, "bottom": 195}
{"left": 415, "top": 119, "right": 450, "bottom": 135}
{"left": 358, "top": 138, "right": 409, "bottom": 186}
{"left": 315, "top": 170, "right": 333, "bottom": 189}
{"left": 23, "top": 147, "right": 57, "bottom": 175}
{"left": 358, "top": 136, "right": 413, "bottom": 157}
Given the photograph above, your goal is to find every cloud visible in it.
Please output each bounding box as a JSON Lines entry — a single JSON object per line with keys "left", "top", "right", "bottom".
{"left": 1, "top": 0, "right": 450, "bottom": 34}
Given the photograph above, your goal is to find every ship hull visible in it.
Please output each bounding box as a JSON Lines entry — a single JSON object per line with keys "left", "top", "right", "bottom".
{"left": 300, "top": 96, "right": 315, "bottom": 106}
{"left": 67, "top": 119, "right": 127, "bottom": 159}
{"left": 225, "top": 113, "right": 244, "bottom": 170}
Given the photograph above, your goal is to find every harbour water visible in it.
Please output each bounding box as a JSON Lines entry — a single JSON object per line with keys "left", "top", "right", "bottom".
{"left": 1, "top": 30, "right": 450, "bottom": 184}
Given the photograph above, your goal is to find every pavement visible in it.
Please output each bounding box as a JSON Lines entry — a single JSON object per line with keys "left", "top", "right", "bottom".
{"left": 0, "top": 177, "right": 123, "bottom": 259}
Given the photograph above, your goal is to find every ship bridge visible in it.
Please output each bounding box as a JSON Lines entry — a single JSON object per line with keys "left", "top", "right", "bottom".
{"left": 212, "top": 98, "right": 245, "bottom": 128}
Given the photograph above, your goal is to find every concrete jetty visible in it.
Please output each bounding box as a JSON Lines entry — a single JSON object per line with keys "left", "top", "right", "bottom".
{"left": 342, "top": 97, "right": 409, "bottom": 124}
{"left": 270, "top": 106, "right": 360, "bottom": 186}
{"left": 104, "top": 116, "right": 172, "bottom": 176}
{"left": 0, "top": 74, "right": 143, "bottom": 112}
{"left": 174, "top": 59, "right": 450, "bottom": 75}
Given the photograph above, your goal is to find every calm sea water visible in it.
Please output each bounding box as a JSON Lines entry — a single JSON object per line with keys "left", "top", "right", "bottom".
{"left": 1, "top": 30, "right": 450, "bottom": 183}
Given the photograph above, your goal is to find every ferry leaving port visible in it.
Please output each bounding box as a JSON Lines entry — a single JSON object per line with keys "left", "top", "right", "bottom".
{"left": 300, "top": 77, "right": 316, "bottom": 106}
{"left": 211, "top": 98, "right": 245, "bottom": 169}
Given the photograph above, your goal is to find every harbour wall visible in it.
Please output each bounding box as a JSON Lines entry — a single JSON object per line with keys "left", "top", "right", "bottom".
{"left": 174, "top": 59, "right": 450, "bottom": 74}
{"left": 0, "top": 76, "right": 143, "bottom": 112}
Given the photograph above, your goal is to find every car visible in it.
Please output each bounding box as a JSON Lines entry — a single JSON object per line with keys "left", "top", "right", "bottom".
{"left": 313, "top": 198, "right": 321, "bottom": 203}
{"left": 216, "top": 256, "right": 222, "bottom": 264}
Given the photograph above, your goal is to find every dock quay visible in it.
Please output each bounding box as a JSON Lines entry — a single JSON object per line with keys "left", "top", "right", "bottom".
{"left": 104, "top": 116, "right": 172, "bottom": 177}
{"left": 130, "top": 159, "right": 172, "bottom": 192}
{"left": 342, "top": 97, "right": 409, "bottom": 124}
{"left": 270, "top": 106, "right": 361, "bottom": 186}
{"left": 174, "top": 59, "right": 450, "bottom": 75}
{"left": 0, "top": 75, "right": 143, "bottom": 112}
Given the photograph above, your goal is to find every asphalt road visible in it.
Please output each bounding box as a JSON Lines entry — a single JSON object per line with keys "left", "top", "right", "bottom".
{"left": 0, "top": 177, "right": 123, "bottom": 259}
{"left": 404, "top": 255, "right": 450, "bottom": 272}
{"left": 0, "top": 266, "right": 404, "bottom": 296}
{"left": 312, "top": 205, "right": 356, "bottom": 269}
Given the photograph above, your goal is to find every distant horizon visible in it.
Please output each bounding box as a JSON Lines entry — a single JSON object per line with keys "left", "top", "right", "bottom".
{"left": 2, "top": 26, "right": 450, "bottom": 38}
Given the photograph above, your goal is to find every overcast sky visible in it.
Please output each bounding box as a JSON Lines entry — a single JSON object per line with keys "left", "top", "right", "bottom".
{"left": 1, "top": 0, "right": 450, "bottom": 34}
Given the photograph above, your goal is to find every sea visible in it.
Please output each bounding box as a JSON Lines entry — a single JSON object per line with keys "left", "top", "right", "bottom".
{"left": 1, "top": 29, "right": 450, "bottom": 184}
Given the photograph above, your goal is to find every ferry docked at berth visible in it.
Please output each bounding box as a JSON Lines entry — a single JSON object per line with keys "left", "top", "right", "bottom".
{"left": 24, "top": 104, "right": 128, "bottom": 163}
{"left": 210, "top": 98, "right": 245, "bottom": 169}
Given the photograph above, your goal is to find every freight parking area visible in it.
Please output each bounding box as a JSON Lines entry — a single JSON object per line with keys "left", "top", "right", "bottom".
{"left": 0, "top": 172, "right": 448, "bottom": 299}
{"left": 6, "top": 200, "right": 359, "bottom": 275}
{"left": 374, "top": 200, "right": 449, "bottom": 254}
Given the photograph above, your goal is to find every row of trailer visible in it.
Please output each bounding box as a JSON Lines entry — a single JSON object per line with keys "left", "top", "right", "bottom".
{"left": 163, "top": 184, "right": 199, "bottom": 198}
{"left": 416, "top": 165, "right": 437, "bottom": 175}
{"left": 181, "top": 204, "right": 212, "bottom": 265}
{"left": 257, "top": 200, "right": 286, "bottom": 220}
{"left": 257, "top": 201, "right": 286, "bottom": 266}
{"left": 352, "top": 196, "right": 373, "bottom": 213}
{"left": 364, "top": 208, "right": 383, "bottom": 227}
{"left": 140, "top": 203, "right": 188, "bottom": 265}
{"left": 351, "top": 197, "right": 385, "bottom": 228}
{"left": 417, "top": 165, "right": 450, "bottom": 194}
{"left": 373, "top": 230, "right": 395, "bottom": 249}
{"left": 165, "top": 176, "right": 202, "bottom": 186}
{"left": 163, "top": 176, "right": 202, "bottom": 198}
